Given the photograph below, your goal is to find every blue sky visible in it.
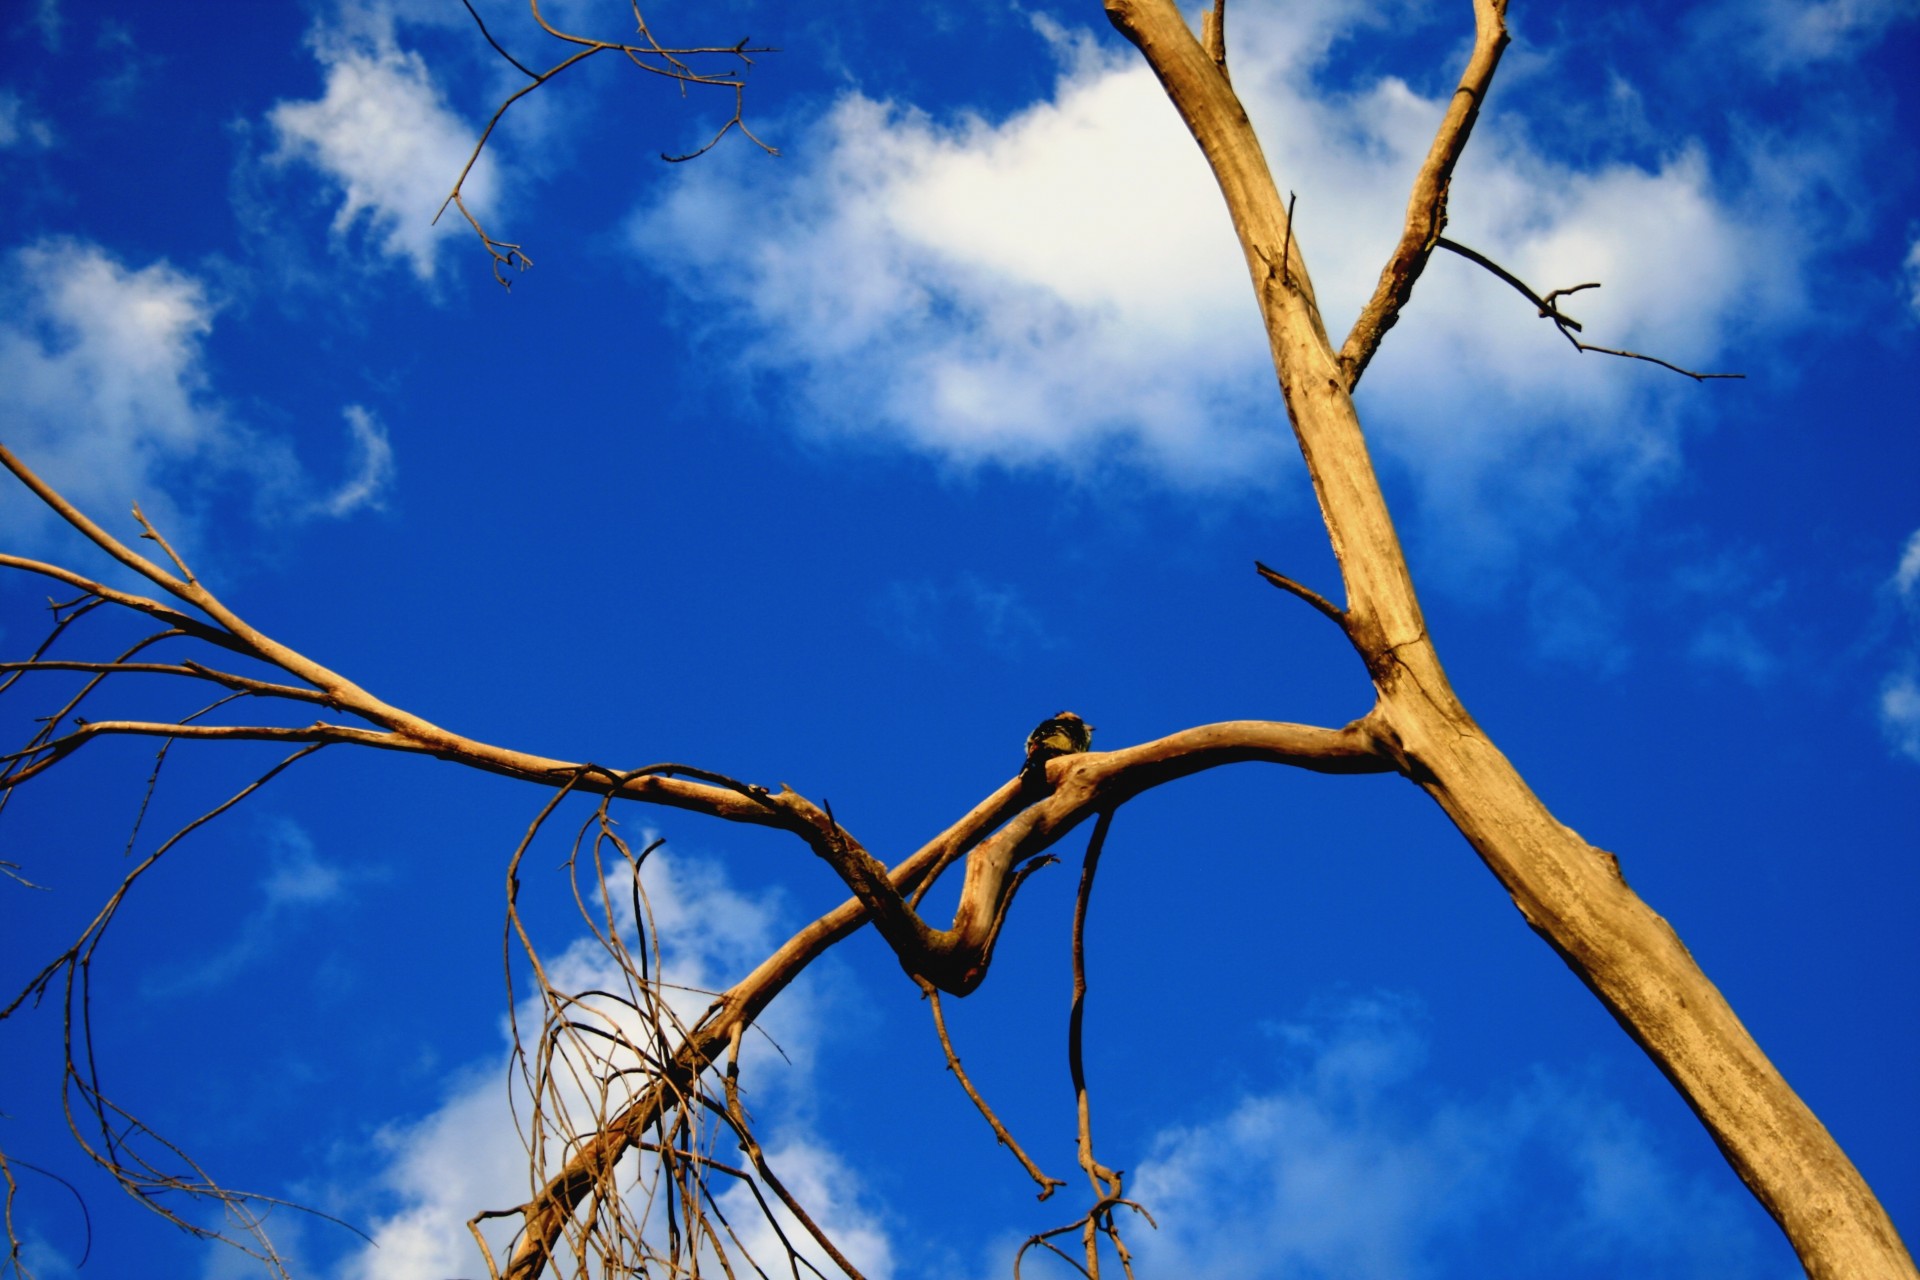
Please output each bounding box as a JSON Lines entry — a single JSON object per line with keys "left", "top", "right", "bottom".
{"left": 1, "top": 0, "right": 1916, "bottom": 1277}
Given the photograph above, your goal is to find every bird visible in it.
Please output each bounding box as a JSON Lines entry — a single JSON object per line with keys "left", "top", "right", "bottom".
{"left": 1024, "top": 711, "right": 1094, "bottom": 783}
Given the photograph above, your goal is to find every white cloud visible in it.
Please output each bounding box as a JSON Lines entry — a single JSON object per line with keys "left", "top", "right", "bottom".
{"left": 1895, "top": 526, "right": 1920, "bottom": 596}
{"left": 1700, "top": 0, "right": 1920, "bottom": 75}
{"left": 320, "top": 844, "right": 888, "bottom": 1280}
{"left": 1905, "top": 237, "right": 1920, "bottom": 317}
{"left": 0, "top": 238, "right": 227, "bottom": 540}
{"left": 629, "top": 2, "right": 1800, "bottom": 542}
{"left": 1880, "top": 527, "right": 1920, "bottom": 762}
{"left": 1689, "top": 614, "right": 1780, "bottom": 685}
{"left": 0, "top": 238, "right": 398, "bottom": 547}
{"left": 0, "top": 88, "right": 57, "bottom": 150}
{"left": 1120, "top": 996, "right": 1779, "bottom": 1280}
{"left": 268, "top": 25, "right": 497, "bottom": 281}
{"left": 316, "top": 404, "right": 396, "bottom": 516}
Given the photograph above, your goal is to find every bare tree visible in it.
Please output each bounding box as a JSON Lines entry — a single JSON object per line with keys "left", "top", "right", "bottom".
{"left": 1, "top": 3, "right": 1912, "bottom": 1280}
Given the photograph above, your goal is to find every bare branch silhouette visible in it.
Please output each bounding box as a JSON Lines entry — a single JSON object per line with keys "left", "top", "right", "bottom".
{"left": 1436, "top": 236, "right": 1746, "bottom": 381}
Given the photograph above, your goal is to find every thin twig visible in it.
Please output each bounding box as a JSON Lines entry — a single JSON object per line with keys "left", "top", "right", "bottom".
{"left": 1436, "top": 237, "right": 1745, "bottom": 381}
{"left": 461, "top": 0, "right": 538, "bottom": 80}
{"left": 441, "top": 6, "right": 774, "bottom": 286}
{"left": 1281, "top": 190, "right": 1296, "bottom": 287}
{"left": 916, "top": 979, "right": 1066, "bottom": 1199}
{"left": 1254, "top": 561, "right": 1346, "bottom": 629}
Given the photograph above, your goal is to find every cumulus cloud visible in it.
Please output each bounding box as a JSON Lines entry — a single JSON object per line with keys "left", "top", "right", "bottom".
{"left": 1879, "top": 528, "right": 1920, "bottom": 761}
{"left": 321, "top": 845, "right": 889, "bottom": 1280}
{"left": 267, "top": 23, "right": 497, "bottom": 281}
{"left": 629, "top": 2, "right": 1800, "bottom": 546}
{"left": 0, "top": 88, "right": 56, "bottom": 150}
{"left": 1121, "top": 996, "right": 1779, "bottom": 1280}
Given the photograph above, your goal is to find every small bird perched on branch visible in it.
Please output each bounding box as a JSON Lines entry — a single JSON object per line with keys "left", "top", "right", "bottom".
{"left": 1024, "top": 711, "right": 1094, "bottom": 784}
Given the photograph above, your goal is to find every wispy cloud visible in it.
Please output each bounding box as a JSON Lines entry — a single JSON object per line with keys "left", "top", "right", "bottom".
{"left": 1904, "top": 236, "right": 1920, "bottom": 318}
{"left": 28, "top": 0, "right": 61, "bottom": 52}
{"left": 1120, "top": 995, "right": 1781, "bottom": 1280}
{"left": 1696, "top": 0, "right": 1920, "bottom": 76}
{"left": 0, "top": 237, "right": 399, "bottom": 547}
{"left": 315, "top": 404, "right": 397, "bottom": 517}
{"left": 142, "top": 819, "right": 350, "bottom": 998}
{"left": 1879, "top": 527, "right": 1920, "bottom": 762}
{"left": 0, "top": 88, "right": 57, "bottom": 151}
{"left": 267, "top": 20, "right": 497, "bottom": 281}
{"left": 873, "top": 573, "right": 1061, "bottom": 655}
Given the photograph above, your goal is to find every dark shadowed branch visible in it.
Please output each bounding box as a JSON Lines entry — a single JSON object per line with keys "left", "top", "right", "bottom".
{"left": 1436, "top": 236, "right": 1745, "bottom": 381}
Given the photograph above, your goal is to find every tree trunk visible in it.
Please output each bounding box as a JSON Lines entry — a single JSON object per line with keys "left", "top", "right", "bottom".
{"left": 1104, "top": 1, "right": 1915, "bottom": 1275}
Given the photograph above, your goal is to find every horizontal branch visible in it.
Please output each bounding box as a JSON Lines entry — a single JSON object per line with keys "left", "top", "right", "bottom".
{"left": 1435, "top": 237, "right": 1745, "bottom": 382}
{"left": 0, "top": 660, "right": 335, "bottom": 706}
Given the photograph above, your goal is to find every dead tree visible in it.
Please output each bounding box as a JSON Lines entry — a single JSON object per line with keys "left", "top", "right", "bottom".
{"left": 1, "top": 3, "right": 1911, "bottom": 1279}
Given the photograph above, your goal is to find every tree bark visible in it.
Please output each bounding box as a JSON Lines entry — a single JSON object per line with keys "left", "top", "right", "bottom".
{"left": 1102, "top": 2, "right": 1915, "bottom": 1276}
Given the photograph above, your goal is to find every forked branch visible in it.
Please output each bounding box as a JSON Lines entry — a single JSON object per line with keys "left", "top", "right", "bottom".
{"left": 440, "top": 2, "right": 776, "bottom": 286}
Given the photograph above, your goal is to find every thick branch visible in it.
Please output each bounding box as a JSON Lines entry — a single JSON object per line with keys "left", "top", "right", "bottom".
{"left": 1339, "top": 0, "right": 1510, "bottom": 389}
{"left": 499, "top": 717, "right": 1388, "bottom": 1278}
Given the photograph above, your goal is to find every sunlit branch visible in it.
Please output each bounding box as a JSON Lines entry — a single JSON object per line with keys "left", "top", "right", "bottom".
{"left": 1339, "top": 0, "right": 1509, "bottom": 388}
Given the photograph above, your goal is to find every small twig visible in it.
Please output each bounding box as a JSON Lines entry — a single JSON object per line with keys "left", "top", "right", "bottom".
{"left": 441, "top": 9, "right": 775, "bottom": 286}
{"left": 1280, "top": 191, "right": 1296, "bottom": 288}
{"left": 1436, "top": 237, "right": 1744, "bottom": 381}
{"left": 1069, "top": 811, "right": 1121, "bottom": 1202}
{"left": 916, "top": 979, "right": 1066, "bottom": 1200}
{"left": 1254, "top": 561, "right": 1347, "bottom": 629}
{"left": 461, "top": 0, "right": 539, "bottom": 80}
{"left": 130, "top": 503, "right": 195, "bottom": 584}
{"left": 1200, "top": 0, "right": 1227, "bottom": 78}
{"left": 723, "top": 1027, "right": 867, "bottom": 1280}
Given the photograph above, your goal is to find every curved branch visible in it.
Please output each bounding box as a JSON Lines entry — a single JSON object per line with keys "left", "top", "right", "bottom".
{"left": 918, "top": 979, "right": 1065, "bottom": 1199}
{"left": 1339, "top": 0, "right": 1510, "bottom": 389}
{"left": 498, "top": 716, "right": 1389, "bottom": 1279}
{"left": 1435, "top": 236, "right": 1746, "bottom": 381}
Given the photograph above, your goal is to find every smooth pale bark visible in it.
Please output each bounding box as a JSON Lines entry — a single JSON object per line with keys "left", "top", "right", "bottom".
{"left": 1102, "top": 2, "right": 1914, "bottom": 1277}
